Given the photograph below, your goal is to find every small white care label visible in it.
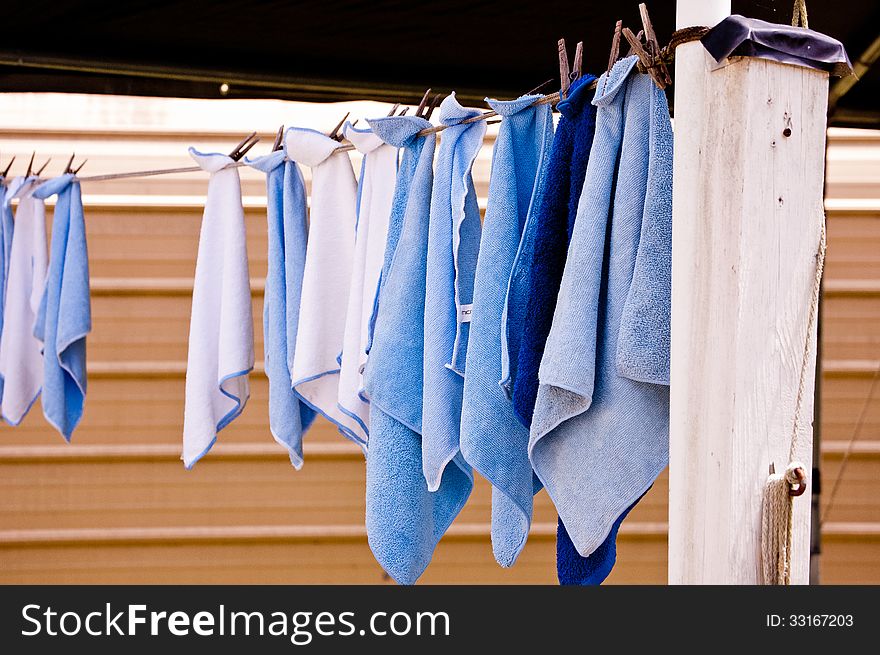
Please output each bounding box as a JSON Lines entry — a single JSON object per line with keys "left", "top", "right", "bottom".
{"left": 459, "top": 303, "right": 474, "bottom": 323}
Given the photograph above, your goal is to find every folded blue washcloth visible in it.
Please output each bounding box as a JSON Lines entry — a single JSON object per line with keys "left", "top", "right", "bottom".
{"left": 530, "top": 57, "right": 672, "bottom": 569}
{"left": 0, "top": 175, "right": 26, "bottom": 403}
{"left": 421, "top": 93, "right": 484, "bottom": 493}
{"left": 246, "top": 150, "right": 316, "bottom": 468}
{"left": 32, "top": 174, "right": 91, "bottom": 441}
{"left": 363, "top": 114, "right": 472, "bottom": 585}
{"left": 459, "top": 93, "right": 554, "bottom": 567}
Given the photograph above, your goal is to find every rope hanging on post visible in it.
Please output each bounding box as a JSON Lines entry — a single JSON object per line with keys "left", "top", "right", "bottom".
{"left": 760, "top": 220, "right": 826, "bottom": 584}
{"left": 792, "top": 0, "right": 809, "bottom": 29}
{"left": 762, "top": 462, "right": 807, "bottom": 585}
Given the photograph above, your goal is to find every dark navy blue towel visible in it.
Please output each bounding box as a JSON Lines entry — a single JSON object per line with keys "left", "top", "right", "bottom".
{"left": 511, "top": 74, "right": 597, "bottom": 428}
{"left": 556, "top": 490, "right": 647, "bottom": 585}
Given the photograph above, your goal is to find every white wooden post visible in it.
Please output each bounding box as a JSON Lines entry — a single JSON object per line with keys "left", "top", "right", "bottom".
{"left": 669, "top": 0, "right": 829, "bottom": 583}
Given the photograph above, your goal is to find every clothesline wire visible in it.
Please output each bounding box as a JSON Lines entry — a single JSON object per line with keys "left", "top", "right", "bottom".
{"left": 55, "top": 27, "right": 706, "bottom": 184}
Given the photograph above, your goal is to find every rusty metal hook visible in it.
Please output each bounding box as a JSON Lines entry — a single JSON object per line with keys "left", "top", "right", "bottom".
{"left": 788, "top": 467, "right": 807, "bottom": 497}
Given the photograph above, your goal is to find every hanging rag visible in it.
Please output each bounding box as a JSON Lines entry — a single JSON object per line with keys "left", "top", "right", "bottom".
{"left": 530, "top": 57, "right": 672, "bottom": 568}
{"left": 363, "top": 113, "right": 472, "bottom": 585}
{"left": 245, "top": 149, "right": 316, "bottom": 468}
{"left": 182, "top": 149, "right": 254, "bottom": 467}
{"left": 32, "top": 174, "right": 91, "bottom": 441}
{"left": 555, "top": 490, "right": 646, "bottom": 584}
{"left": 0, "top": 175, "right": 26, "bottom": 404}
{"left": 0, "top": 177, "right": 48, "bottom": 425}
{"left": 336, "top": 121, "right": 398, "bottom": 441}
{"left": 459, "top": 93, "right": 554, "bottom": 567}
{"left": 286, "top": 128, "right": 362, "bottom": 446}
{"left": 421, "top": 92, "right": 485, "bottom": 492}
{"left": 502, "top": 74, "right": 618, "bottom": 583}
{"left": 512, "top": 74, "right": 597, "bottom": 428}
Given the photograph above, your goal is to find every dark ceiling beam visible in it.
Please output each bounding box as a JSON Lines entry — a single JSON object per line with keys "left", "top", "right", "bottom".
{"left": 0, "top": 51, "right": 496, "bottom": 106}
{"left": 828, "top": 32, "right": 880, "bottom": 115}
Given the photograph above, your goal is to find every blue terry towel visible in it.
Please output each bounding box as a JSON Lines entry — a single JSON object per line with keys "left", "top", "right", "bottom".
{"left": 363, "top": 113, "right": 472, "bottom": 585}
{"left": 512, "top": 74, "right": 597, "bottom": 428}
{"left": 246, "top": 149, "right": 316, "bottom": 468}
{"left": 422, "top": 92, "right": 484, "bottom": 492}
{"left": 530, "top": 56, "right": 672, "bottom": 565}
{"left": 500, "top": 75, "right": 606, "bottom": 583}
{"left": 459, "top": 93, "right": 554, "bottom": 567}
{"left": 0, "top": 175, "right": 26, "bottom": 403}
{"left": 32, "top": 174, "right": 91, "bottom": 441}
{"left": 555, "top": 495, "right": 640, "bottom": 585}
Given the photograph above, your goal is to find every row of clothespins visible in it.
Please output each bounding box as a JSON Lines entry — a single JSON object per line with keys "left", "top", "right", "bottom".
{"left": 0, "top": 152, "right": 88, "bottom": 181}
{"left": 220, "top": 90, "right": 442, "bottom": 166}
{"left": 186, "top": 3, "right": 676, "bottom": 170}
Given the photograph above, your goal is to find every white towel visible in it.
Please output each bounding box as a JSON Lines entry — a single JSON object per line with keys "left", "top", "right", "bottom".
{"left": 0, "top": 177, "right": 47, "bottom": 424}
{"left": 285, "top": 127, "right": 361, "bottom": 445}
{"left": 336, "top": 121, "right": 398, "bottom": 443}
{"left": 182, "top": 148, "right": 254, "bottom": 468}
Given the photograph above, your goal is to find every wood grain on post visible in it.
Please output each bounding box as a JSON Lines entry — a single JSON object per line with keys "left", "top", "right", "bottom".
{"left": 669, "top": 2, "right": 829, "bottom": 584}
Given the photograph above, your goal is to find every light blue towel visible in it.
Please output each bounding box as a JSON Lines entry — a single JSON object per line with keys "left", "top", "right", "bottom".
{"left": 459, "top": 94, "right": 554, "bottom": 567}
{"left": 0, "top": 175, "right": 25, "bottom": 402}
{"left": 422, "top": 92, "right": 484, "bottom": 492}
{"left": 530, "top": 56, "right": 672, "bottom": 559}
{"left": 32, "top": 174, "right": 91, "bottom": 441}
{"left": 363, "top": 113, "right": 472, "bottom": 585}
{"left": 246, "top": 150, "right": 316, "bottom": 468}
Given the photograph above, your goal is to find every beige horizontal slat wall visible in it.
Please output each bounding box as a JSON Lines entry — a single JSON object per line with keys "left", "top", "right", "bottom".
{"left": 0, "top": 94, "right": 878, "bottom": 584}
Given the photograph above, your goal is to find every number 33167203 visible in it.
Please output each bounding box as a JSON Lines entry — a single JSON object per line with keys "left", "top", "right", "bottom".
{"left": 767, "top": 614, "right": 854, "bottom": 627}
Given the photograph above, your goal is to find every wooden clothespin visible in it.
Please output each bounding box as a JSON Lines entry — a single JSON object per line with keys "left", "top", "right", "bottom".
{"left": 625, "top": 29, "right": 644, "bottom": 58}
{"left": 1, "top": 155, "right": 15, "bottom": 178}
{"left": 35, "top": 158, "right": 51, "bottom": 176}
{"left": 572, "top": 41, "right": 584, "bottom": 81}
{"left": 398, "top": 106, "right": 409, "bottom": 116}
{"left": 386, "top": 102, "right": 401, "bottom": 117}
{"left": 64, "top": 153, "right": 87, "bottom": 175}
{"left": 558, "top": 40, "right": 570, "bottom": 98}
{"left": 415, "top": 88, "right": 432, "bottom": 118}
{"left": 602, "top": 20, "right": 623, "bottom": 93}
{"left": 423, "top": 93, "right": 442, "bottom": 121}
{"left": 639, "top": 3, "right": 671, "bottom": 87}
{"left": 608, "top": 21, "right": 623, "bottom": 75}
{"left": 272, "top": 125, "right": 284, "bottom": 152}
{"left": 328, "top": 112, "right": 350, "bottom": 141}
{"left": 623, "top": 4, "right": 671, "bottom": 90}
{"left": 558, "top": 39, "right": 585, "bottom": 99}
{"left": 228, "top": 132, "right": 260, "bottom": 161}
{"left": 25, "top": 152, "right": 36, "bottom": 178}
